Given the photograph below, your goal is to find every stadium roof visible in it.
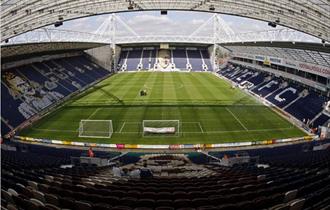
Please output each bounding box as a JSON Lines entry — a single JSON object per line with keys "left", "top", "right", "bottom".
{"left": 223, "top": 42, "right": 330, "bottom": 67}
{"left": 1, "top": 42, "right": 105, "bottom": 63}
{"left": 1, "top": 0, "right": 329, "bottom": 42}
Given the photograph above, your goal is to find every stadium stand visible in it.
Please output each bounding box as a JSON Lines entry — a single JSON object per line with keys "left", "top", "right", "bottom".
{"left": 119, "top": 48, "right": 212, "bottom": 71}
{"left": 1, "top": 55, "right": 111, "bottom": 136}
{"left": 252, "top": 79, "right": 280, "bottom": 98}
{"left": 312, "top": 114, "right": 330, "bottom": 128}
{"left": 1, "top": 1, "right": 330, "bottom": 209}
{"left": 172, "top": 49, "right": 188, "bottom": 70}
{"left": 187, "top": 50, "right": 203, "bottom": 71}
{"left": 201, "top": 50, "right": 212, "bottom": 71}
{"left": 1, "top": 140, "right": 330, "bottom": 210}
{"left": 284, "top": 92, "right": 327, "bottom": 122}
{"left": 150, "top": 50, "right": 157, "bottom": 70}
{"left": 266, "top": 85, "right": 301, "bottom": 109}
{"left": 118, "top": 51, "right": 129, "bottom": 71}
{"left": 126, "top": 50, "right": 143, "bottom": 71}
{"left": 217, "top": 63, "right": 329, "bottom": 130}
{"left": 141, "top": 50, "right": 152, "bottom": 70}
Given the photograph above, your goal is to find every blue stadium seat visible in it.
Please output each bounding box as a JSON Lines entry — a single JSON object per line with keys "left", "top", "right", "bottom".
{"left": 172, "top": 49, "right": 187, "bottom": 70}
{"left": 1, "top": 55, "right": 111, "bottom": 136}
{"left": 285, "top": 92, "right": 326, "bottom": 122}
{"left": 187, "top": 50, "right": 203, "bottom": 71}
{"left": 126, "top": 50, "right": 143, "bottom": 71}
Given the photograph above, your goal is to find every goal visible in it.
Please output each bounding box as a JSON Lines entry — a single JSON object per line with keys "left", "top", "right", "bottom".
{"left": 78, "top": 120, "right": 113, "bottom": 138}
{"left": 142, "top": 120, "right": 180, "bottom": 137}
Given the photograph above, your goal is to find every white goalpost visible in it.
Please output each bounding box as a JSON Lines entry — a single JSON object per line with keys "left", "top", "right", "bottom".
{"left": 78, "top": 120, "right": 113, "bottom": 138}
{"left": 142, "top": 120, "right": 180, "bottom": 137}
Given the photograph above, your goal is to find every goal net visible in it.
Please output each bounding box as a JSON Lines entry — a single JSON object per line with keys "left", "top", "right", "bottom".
{"left": 79, "top": 120, "right": 113, "bottom": 138}
{"left": 142, "top": 120, "right": 180, "bottom": 137}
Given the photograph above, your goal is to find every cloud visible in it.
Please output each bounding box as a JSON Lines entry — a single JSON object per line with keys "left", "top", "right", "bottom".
{"left": 31, "top": 11, "right": 319, "bottom": 43}
{"left": 116, "top": 12, "right": 212, "bottom": 36}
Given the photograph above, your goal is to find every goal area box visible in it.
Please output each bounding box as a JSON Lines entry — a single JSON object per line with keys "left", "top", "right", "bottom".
{"left": 142, "top": 120, "right": 180, "bottom": 137}
{"left": 79, "top": 120, "right": 113, "bottom": 138}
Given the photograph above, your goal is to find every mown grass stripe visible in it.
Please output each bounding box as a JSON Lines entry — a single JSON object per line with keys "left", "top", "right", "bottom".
{"left": 20, "top": 72, "right": 306, "bottom": 145}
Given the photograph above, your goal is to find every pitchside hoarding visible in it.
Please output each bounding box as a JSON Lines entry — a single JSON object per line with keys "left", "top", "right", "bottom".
{"left": 234, "top": 53, "right": 330, "bottom": 78}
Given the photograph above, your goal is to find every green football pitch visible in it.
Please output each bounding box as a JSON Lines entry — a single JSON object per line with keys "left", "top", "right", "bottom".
{"left": 20, "top": 72, "right": 306, "bottom": 144}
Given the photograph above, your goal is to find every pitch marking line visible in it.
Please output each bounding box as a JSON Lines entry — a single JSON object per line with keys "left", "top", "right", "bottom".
{"left": 119, "top": 121, "right": 205, "bottom": 133}
{"left": 73, "top": 108, "right": 102, "bottom": 131}
{"left": 31, "top": 127, "right": 294, "bottom": 135}
{"left": 198, "top": 122, "right": 204, "bottom": 133}
{"left": 225, "top": 108, "right": 249, "bottom": 131}
{"left": 180, "top": 122, "right": 204, "bottom": 133}
{"left": 32, "top": 128, "right": 77, "bottom": 133}
{"left": 124, "top": 122, "right": 142, "bottom": 124}
{"left": 119, "top": 122, "right": 126, "bottom": 133}
{"left": 87, "top": 107, "right": 102, "bottom": 119}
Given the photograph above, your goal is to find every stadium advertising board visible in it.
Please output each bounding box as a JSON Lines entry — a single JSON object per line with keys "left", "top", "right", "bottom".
{"left": 234, "top": 53, "right": 330, "bottom": 78}
{"left": 183, "top": 144, "right": 194, "bottom": 149}
{"left": 212, "top": 142, "right": 252, "bottom": 147}
{"left": 15, "top": 136, "right": 314, "bottom": 149}
{"left": 139, "top": 144, "right": 169, "bottom": 149}
{"left": 71, "top": 142, "right": 85, "bottom": 146}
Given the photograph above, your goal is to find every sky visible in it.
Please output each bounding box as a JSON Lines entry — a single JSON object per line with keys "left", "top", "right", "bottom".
{"left": 45, "top": 11, "right": 319, "bottom": 42}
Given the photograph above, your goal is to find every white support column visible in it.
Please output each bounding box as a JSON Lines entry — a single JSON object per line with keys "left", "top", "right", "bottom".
{"left": 110, "top": 14, "right": 116, "bottom": 72}
{"left": 212, "top": 15, "right": 218, "bottom": 72}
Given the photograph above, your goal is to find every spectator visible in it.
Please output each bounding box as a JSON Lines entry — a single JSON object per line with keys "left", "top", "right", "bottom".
{"left": 88, "top": 147, "right": 94, "bottom": 158}
{"left": 129, "top": 167, "right": 141, "bottom": 179}
{"left": 223, "top": 154, "right": 229, "bottom": 160}
{"left": 112, "top": 165, "right": 122, "bottom": 177}
{"left": 122, "top": 168, "right": 129, "bottom": 177}
{"left": 140, "top": 163, "right": 153, "bottom": 178}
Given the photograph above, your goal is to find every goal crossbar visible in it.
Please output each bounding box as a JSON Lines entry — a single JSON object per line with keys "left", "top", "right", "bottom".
{"left": 79, "top": 119, "right": 113, "bottom": 138}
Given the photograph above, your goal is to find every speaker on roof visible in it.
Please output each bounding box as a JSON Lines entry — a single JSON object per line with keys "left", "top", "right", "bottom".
{"left": 268, "top": 22, "right": 277, "bottom": 28}
{"left": 54, "top": 21, "right": 63, "bottom": 27}
{"left": 128, "top": 4, "right": 134, "bottom": 10}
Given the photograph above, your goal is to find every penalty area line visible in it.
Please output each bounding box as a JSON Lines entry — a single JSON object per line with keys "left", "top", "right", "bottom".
{"left": 198, "top": 122, "right": 204, "bottom": 133}
{"left": 119, "top": 122, "right": 126, "bottom": 133}
{"left": 87, "top": 107, "right": 102, "bottom": 119}
{"left": 225, "top": 108, "right": 249, "bottom": 131}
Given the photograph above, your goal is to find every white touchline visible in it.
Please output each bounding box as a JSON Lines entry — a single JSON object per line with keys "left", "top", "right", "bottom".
{"left": 225, "top": 108, "right": 249, "bottom": 131}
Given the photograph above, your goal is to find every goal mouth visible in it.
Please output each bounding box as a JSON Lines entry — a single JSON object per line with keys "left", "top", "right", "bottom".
{"left": 142, "top": 120, "right": 180, "bottom": 137}
{"left": 78, "top": 120, "right": 113, "bottom": 138}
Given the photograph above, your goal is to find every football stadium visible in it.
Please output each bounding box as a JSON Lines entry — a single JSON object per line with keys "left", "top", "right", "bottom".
{"left": 1, "top": 1, "right": 330, "bottom": 210}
